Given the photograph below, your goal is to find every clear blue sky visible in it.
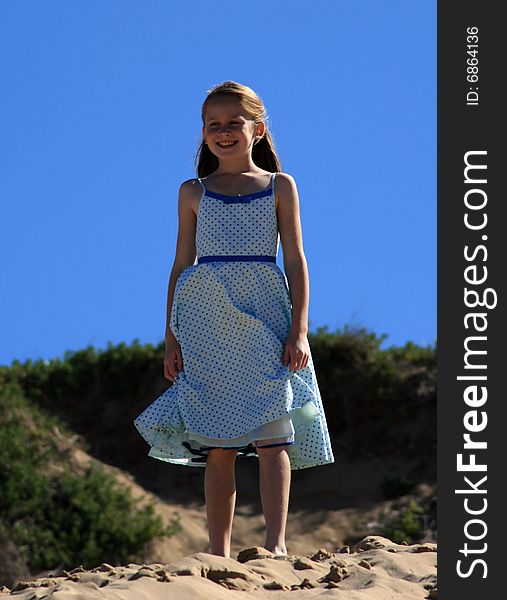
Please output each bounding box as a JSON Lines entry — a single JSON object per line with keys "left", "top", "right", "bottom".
{"left": 0, "top": 1, "right": 436, "bottom": 366}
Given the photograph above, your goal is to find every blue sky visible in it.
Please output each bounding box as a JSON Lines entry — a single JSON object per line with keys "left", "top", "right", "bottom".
{"left": 0, "top": 1, "right": 436, "bottom": 365}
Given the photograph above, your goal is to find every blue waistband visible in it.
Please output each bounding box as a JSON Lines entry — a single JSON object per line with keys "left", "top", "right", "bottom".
{"left": 198, "top": 255, "right": 276, "bottom": 264}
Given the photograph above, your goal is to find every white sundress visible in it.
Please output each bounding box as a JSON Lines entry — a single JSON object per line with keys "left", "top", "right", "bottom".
{"left": 133, "top": 172, "right": 335, "bottom": 470}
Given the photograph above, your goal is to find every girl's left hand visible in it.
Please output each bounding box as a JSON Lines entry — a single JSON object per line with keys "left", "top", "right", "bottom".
{"left": 283, "top": 331, "right": 310, "bottom": 371}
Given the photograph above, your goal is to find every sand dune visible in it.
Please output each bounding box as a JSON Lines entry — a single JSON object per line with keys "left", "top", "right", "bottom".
{"left": 2, "top": 535, "right": 437, "bottom": 599}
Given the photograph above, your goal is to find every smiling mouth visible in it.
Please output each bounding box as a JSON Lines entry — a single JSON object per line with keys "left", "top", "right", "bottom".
{"left": 217, "top": 141, "right": 238, "bottom": 148}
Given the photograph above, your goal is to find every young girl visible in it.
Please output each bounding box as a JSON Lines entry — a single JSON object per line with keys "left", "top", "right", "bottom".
{"left": 134, "top": 81, "right": 334, "bottom": 559}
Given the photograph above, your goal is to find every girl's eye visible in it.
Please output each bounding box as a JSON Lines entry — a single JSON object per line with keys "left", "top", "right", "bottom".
{"left": 209, "top": 121, "right": 240, "bottom": 127}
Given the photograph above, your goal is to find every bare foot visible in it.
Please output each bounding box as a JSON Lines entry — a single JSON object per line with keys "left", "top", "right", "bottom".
{"left": 265, "top": 545, "right": 288, "bottom": 556}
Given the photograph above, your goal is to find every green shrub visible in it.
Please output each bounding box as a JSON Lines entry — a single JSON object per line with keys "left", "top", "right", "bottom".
{"left": 10, "top": 463, "right": 180, "bottom": 571}
{"left": 0, "top": 380, "right": 179, "bottom": 572}
{"left": 380, "top": 499, "right": 425, "bottom": 544}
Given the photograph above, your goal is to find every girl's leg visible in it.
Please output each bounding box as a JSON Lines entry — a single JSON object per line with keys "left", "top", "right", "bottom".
{"left": 204, "top": 448, "right": 238, "bottom": 557}
{"left": 257, "top": 442, "right": 291, "bottom": 555}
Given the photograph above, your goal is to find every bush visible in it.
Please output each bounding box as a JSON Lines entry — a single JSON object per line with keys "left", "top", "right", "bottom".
{"left": 380, "top": 499, "right": 425, "bottom": 544}
{"left": 10, "top": 463, "right": 180, "bottom": 571}
{"left": 0, "top": 380, "right": 179, "bottom": 572}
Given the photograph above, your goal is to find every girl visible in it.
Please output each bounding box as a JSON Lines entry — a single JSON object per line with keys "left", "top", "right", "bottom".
{"left": 134, "top": 81, "right": 334, "bottom": 559}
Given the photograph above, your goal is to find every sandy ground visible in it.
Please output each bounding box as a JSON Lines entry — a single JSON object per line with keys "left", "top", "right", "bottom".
{"left": 1, "top": 536, "right": 437, "bottom": 599}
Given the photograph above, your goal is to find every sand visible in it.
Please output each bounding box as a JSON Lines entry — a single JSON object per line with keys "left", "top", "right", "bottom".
{"left": 1, "top": 535, "right": 437, "bottom": 599}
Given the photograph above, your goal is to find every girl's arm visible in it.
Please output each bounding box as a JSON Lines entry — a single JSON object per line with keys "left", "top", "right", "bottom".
{"left": 165, "top": 180, "right": 198, "bottom": 342}
{"left": 276, "top": 173, "right": 310, "bottom": 336}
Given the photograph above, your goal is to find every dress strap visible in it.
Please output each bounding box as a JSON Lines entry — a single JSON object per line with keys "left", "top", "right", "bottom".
{"left": 271, "top": 172, "right": 277, "bottom": 203}
{"left": 196, "top": 177, "right": 206, "bottom": 193}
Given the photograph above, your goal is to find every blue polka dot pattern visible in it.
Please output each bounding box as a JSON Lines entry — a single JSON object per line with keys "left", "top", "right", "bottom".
{"left": 133, "top": 173, "right": 335, "bottom": 470}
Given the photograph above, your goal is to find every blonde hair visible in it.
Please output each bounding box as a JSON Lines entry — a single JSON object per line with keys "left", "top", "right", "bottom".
{"left": 195, "top": 81, "right": 282, "bottom": 177}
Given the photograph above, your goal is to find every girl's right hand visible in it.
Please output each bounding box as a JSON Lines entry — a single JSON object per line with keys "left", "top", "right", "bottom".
{"left": 164, "top": 337, "right": 183, "bottom": 383}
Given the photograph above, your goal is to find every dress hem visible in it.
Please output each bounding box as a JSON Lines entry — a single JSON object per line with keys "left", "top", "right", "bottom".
{"left": 134, "top": 400, "right": 334, "bottom": 471}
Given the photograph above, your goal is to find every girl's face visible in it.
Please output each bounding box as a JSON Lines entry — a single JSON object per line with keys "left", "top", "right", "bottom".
{"left": 202, "top": 98, "right": 263, "bottom": 159}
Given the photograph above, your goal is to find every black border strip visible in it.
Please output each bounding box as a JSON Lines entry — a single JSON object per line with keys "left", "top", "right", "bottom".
{"left": 438, "top": 1, "right": 504, "bottom": 595}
